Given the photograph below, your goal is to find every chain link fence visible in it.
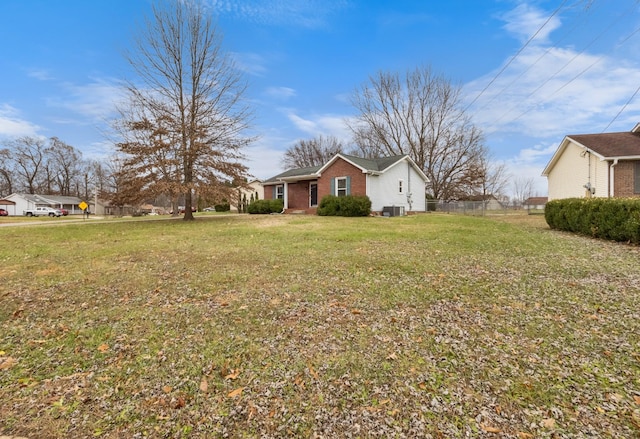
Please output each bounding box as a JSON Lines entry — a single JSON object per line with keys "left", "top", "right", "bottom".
{"left": 426, "top": 200, "right": 544, "bottom": 216}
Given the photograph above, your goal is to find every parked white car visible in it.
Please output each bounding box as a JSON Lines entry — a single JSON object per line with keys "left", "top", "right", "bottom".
{"left": 23, "top": 206, "right": 63, "bottom": 217}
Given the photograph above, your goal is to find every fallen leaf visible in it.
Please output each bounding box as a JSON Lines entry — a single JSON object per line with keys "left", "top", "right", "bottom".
{"left": 351, "top": 308, "right": 362, "bottom": 315}
{"left": 480, "top": 424, "right": 501, "bottom": 433}
{"left": 634, "top": 395, "right": 640, "bottom": 405}
{"left": 97, "top": 343, "right": 109, "bottom": 353}
{"left": 224, "top": 369, "right": 240, "bottom": 380}
{"left": 308, "top": 361, "right": 319, "bottom": 379}
{"left": 386, "top": 352, "right": 398, "bottom": 360}
{"left": 173, "top": 396, "right": 185, "bottom": 408}
{"left": 542, "top": 418, "right": 556, "bottom": 429}
{"left": 162, "top": 385, "right": 173, "bottom": 394}
{"left": 0, "top": 357, "right": 17, "bottom": 370}
{"left": 517, "top": 433, "right": 534, "bottom": 439}
{"left": 228, "top": 387, "right": 244, "bottom": 398}
{"left": 199, "top": 377, "right": 208, "bottom": 393}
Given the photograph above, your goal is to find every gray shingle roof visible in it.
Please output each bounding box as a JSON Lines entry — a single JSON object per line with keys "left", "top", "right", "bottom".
{"left": 568, "top": 131, "right": 640, "bottom": 157}
{"left": 263, "top": 154, "right": 410, "bottom": 184}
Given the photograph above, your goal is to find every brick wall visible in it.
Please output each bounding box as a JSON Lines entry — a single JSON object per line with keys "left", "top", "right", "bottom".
{"left": 614, "top": 161, "right": 640, "bottom": 197}
{"left": 318, "top": 158, "right": 366, "bottom": 199}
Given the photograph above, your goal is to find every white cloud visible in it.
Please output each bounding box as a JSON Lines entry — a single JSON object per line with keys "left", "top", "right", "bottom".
{"left": 208, "top": 0, "right": 349, "bottom": 28}
{"left": 466, "top": 43, "right": 640, "bottom": 139}
{"left": 244, "top": 135, "right": 288, "bottom": 179}
{"left": 264, "top": 86, "right": 296, "bottom": 100}
{"left": 0, "top": 104, "right": 42, "bottom": 138}
{"left": 45, "top": 78, "right": 126, "bottom": 122}
{"left": 27, "top": 69, "right": 54, "bottom": 81}
{"left": 286, "top": 111, "right": 351, "bottom": 141}
{"left": 498, "top": 3, "right": 561, "bottom": 45}
{"left": 232, "top": 52, "right": 269, "bottom": 76}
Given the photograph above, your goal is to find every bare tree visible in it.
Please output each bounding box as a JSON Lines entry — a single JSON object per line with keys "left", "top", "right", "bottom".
{"left": 512, "top": 176, "right": 535, "bottom": 208}
{"left": 47, "top": 137, "right": 82, "bottom": 196}
{"left": 115, "top": 0, "right": 254, "bottom": 220}
{"left": 348, "top": 66, "right": 486, "bottom": 201}
{"left": 283, "top": 135, "right": 344, "bottom": 169}
{"left": 0, "top": 148, "right": 15, "bottom": 196}
{"left": 7, "top": 136, "right": 48, "bottom": 194}
{"left": 475, "top": 154, "right": 510, "bottom": 200}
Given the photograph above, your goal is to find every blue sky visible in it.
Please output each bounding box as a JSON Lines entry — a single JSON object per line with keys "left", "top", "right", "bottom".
{"left": 2, "top": 0, "right": 640, "bottom": 196}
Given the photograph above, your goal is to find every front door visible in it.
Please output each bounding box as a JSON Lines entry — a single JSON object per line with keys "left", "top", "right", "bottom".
{"left": 310, "top": 182, "right": 318, "bottom": 207}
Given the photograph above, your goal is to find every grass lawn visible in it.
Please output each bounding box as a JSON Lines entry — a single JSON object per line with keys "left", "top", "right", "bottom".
{"left": 0, "top": 213, "right": 638, "bottom": 438}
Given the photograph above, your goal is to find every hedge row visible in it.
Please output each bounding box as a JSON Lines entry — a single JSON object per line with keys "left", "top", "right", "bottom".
{"left": 247, "top": 199, "right": 284, "bottom": 214}
{"left": 545, "top": 198, "right": 640, "bottom": 243}
{"left": 317, "top": 195, "right": 371, "bottom": 217}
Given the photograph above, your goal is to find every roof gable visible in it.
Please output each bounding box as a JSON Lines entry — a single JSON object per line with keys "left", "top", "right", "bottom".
{"left": 543, "top": 129, "right": 640, "bottom": 176}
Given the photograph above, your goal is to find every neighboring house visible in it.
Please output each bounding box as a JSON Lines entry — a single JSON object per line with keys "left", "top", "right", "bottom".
{"left": 0, "top": 199, "right": 17, "bottom": 215}
{"left": 4, "top": 193, "right": 101, "bottom": 215}
{"left": 542, "top": 124, "right": 640, "bottom": 200}
{"left": 523, "top": 197, "right": 548, "bottom": 210}
{"left": 231, "top": 179, "right": 263, "bottom": 212}
{"left": 262, "top": 153, "right": 428, "bottom": 214}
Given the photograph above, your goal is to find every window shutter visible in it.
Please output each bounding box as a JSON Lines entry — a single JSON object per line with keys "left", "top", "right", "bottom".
{"left": 635, "top": 162, "right": 640, "bottom": 194}
{"left": 330, "top": 178, "right": 335, "bottom": 195}
{"left": 272, "top": 186, "right": 276, "bottom": 199}
{"left": 346, "top": 176, "right": 351, "bottom": 195}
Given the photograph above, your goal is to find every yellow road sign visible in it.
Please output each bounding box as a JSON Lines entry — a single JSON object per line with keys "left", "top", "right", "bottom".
{"left": 79, "top": 201, "right": 88, "bottom": 210}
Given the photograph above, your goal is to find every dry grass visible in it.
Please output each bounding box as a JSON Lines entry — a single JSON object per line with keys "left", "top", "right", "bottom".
{"left": 0, "top": 213, "right": 639, "bottom": 438}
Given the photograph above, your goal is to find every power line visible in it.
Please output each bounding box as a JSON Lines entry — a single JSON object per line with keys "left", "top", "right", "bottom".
{"left": 463, "top": 0, "right": 569, "bottom": 112}
{"left": 474, "top": 0, "right": 601, "bottom": 113}
{"left": 485, "top": 0, "right": 640, "bottom": 131}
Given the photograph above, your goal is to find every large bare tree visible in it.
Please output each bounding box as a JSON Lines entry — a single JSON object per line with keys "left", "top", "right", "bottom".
{"left": 6, "top": 136, "right": 48, "bottom": 194}
{"left": 282, "top": 134, "right": 344, "bottom": 169}
{"left": 115, "top": 0, "right": 254, "bottom": 220}
{"left": 348, "top": 66, "right": 486, "bottom": 201}
{"left": 47, "top": 137, "right": 82, "bottom": 196}
{"left": 0, "top": 148, "right": 15, "bottom": 196}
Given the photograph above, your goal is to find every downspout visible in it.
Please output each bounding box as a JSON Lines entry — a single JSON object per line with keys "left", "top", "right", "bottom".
{"left": 406, "top": 161, "right": 413, "bottom": 212}
{"left": 609, "top": 159, "right": 618, "bottom": 198}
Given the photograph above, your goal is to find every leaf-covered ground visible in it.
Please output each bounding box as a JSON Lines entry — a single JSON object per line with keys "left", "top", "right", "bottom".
{"left": 0, "top": 214, "right": 639, "bottom": 438}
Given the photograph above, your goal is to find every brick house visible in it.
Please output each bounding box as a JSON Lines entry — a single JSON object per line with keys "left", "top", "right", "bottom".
{"left": 542, "top": 124, "right": 640, "bottom": 200}
{"left": 262, "top": 153, "right": 428, "bottom": 214}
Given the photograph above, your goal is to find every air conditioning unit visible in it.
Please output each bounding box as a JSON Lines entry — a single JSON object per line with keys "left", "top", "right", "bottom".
{"left": 382, "top": 206, "right": 405, "bottom": 217}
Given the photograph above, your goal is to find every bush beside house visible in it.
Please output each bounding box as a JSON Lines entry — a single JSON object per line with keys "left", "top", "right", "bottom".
{"left": 317, "top": 195, "right": 371, "bottom": 217}
{"left": 247, "top": 199, "right": 284, "bottom": 214}
{"left": 545, "top": 198, "right": 640, "bottom": 243}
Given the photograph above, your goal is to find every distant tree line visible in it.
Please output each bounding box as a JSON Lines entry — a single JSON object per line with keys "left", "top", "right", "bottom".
{"left": 0, "top": 136, "right": 111, "bottom": 200}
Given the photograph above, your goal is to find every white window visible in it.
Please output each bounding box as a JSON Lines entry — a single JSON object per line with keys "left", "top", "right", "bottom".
{"left": 336, "top": 177, "right": 347, "bottom": 196}
{"left": 398, "top": 179, "right": 404, "bottom": 194}
{"left": 276, "top": 185, "right": 284, "bottom": 200}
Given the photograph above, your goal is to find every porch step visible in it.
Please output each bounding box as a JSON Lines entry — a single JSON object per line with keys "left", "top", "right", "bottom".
{"left": 290, "top": 210, "right": 307, "bottom": 214}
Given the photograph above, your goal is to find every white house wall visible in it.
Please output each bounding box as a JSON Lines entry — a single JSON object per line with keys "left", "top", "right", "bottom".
{"left": 547, "top": 142, "right": 609, "bottom": 200}
{"left": 366, "top": 159, "right": 426, "bottom": 212}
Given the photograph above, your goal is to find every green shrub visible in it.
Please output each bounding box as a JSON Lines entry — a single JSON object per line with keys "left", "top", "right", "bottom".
{"left": 545, "top": 198, "right": 640, "bottom": 244}
{"left": 214, "top": 202, "right": 230, "bottom": 212}
{"left": 247, "top": 199, "right": 283, "bottom": 214}
{"left": 317, "top": 195, "right": 371, "bottom": 217}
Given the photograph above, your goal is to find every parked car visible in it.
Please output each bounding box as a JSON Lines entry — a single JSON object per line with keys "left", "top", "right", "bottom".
{"left": 58, "top": 208, "right": 69, "bottom": 216}
{"left": 0, "top": 208, "right": 8, "bottom": 216}
{"left": 23, "top": 206, "right": 63, "bottom": 217}
{"left": 203, "top": 207, "right": 216, "bottom": 212}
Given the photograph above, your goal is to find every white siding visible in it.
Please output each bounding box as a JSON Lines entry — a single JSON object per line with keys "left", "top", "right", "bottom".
{"left": 547, "top": 142, "right": 609, "bottom": 200}
{"left": 367, "top": 159, "right": 426, "bottom": 212}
